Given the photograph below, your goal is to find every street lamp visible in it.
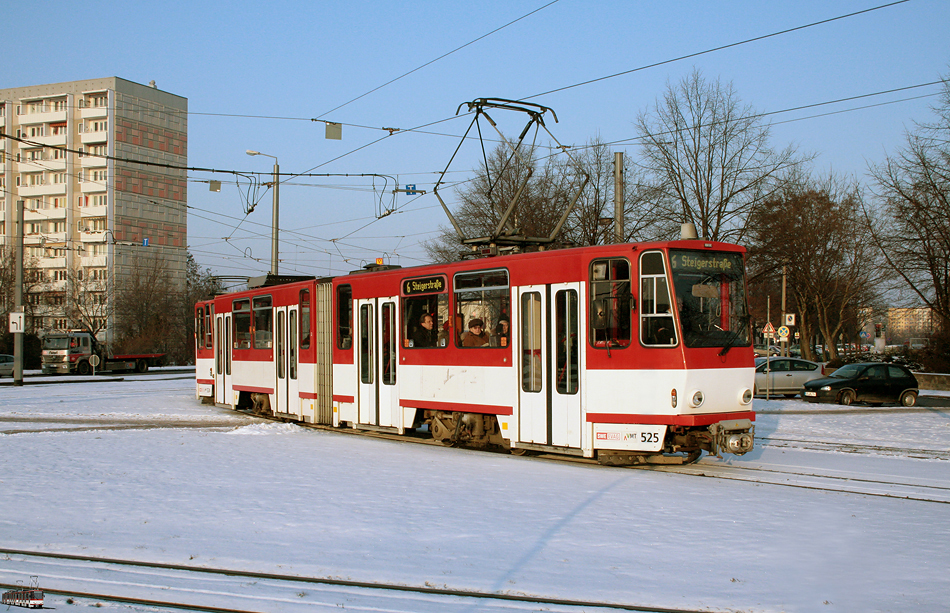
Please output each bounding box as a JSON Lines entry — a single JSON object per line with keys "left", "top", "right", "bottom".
{"left": 246, "top": 150, "right": 279, "bottom": 275}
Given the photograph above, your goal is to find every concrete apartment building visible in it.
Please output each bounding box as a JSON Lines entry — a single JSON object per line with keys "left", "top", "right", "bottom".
{"left": 0, "top": 77, "right": 187, "bottom": 343}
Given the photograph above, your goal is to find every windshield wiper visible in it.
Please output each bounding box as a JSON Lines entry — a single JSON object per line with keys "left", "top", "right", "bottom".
{"left": 717, "top": 315, "right": 750, "bottom": 356}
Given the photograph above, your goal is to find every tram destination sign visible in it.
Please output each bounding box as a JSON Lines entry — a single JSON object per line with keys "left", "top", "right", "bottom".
{"left": 402, "top": 275, "right": 447, "bottom": 296}
{"left": 669, "top": 251, "right": 738, "bottom": 273}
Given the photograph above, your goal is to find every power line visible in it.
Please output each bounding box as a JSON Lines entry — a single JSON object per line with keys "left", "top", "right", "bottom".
{"left": 522, "top": 0, "right": 912, "bottom": 100}
{"left": 312, "top": 0, "right": 562, "bottom": 119}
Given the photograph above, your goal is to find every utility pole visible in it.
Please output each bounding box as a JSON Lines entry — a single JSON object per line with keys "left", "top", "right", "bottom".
{"left": 14, "top": 199, "right": 24, "bottom": 386}
{"left": 781, "top": 265, "right": 787, "bottom": 357}
{"left": 614, "top": 151, "right": 624, "bottom": 243}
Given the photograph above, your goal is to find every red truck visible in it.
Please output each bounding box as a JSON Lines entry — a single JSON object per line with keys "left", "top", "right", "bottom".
{"left": 41, "top": 330, "right": 166, "bottom": 375}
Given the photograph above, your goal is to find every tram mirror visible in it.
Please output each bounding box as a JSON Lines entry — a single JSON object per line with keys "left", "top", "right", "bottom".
{"left": 591, "top": 299, "right": 608, "bottom": 330}
{"left": 692, "top": 284, "right": 718, "bottom": 299}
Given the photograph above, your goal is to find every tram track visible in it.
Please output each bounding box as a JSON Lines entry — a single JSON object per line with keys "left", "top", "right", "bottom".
{"left": 0, "top": 549, "right": 723, "bottom": 613}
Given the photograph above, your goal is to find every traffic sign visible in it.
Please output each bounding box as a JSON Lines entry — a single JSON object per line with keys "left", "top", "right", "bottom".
{"left": 777, "top": 325, "right": 790, "bottom": 339}
{"left": 785, "top": 313, "right": 796, "bottom": 326}
{"left": 763, "top": 322, "right": 776, "bottom": 334}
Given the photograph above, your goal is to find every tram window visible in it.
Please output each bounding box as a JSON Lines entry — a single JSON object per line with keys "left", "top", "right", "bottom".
{"left": 454, "top": 269, "right": 510, "bottom": 348}
{"left": 521, "top": 292, "right": 542, "bottom": 392}
{"left": 401, "top": 275, "right": 448, "bottom": 348}
{"left": 204, "top": 305, "right": 213, "bottom": 348}
{"left": 360, "top": 304, "right": 373, "bottom": 384}
{"left": 589, "top": 258, "right": 631, "bottom": 348}
{"left": 300, "top": 289, "right": 311, "bottom": 349}
{"left": 289, "top": 309, "right": 297, "bottom": 380}
{"left": 195, "top": 305, "right": 203, "bottom": 349}
{"left": 555, "top": 289, "right": 579, "bottom": 395}
{"left": 277, "top": 310, "right": 286, "bottom": 379}
{"left": 253, "top": 295, "right": 273, "bottom": 349}
{"left": 337, "top": 284, "right": 352, "bottom": 350}
{"left": 382, "top": 302, "right": 396, "bottom": 385}
{"left": 233, "top": 298, "right": 251, "bottom": 349}
{"left": 640, "top": 251, "right": 676, "bottom": 347}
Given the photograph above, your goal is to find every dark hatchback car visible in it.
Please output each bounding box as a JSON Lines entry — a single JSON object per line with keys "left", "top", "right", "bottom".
{"left": 802, "top": 362, "right": 919, "bottom": 407}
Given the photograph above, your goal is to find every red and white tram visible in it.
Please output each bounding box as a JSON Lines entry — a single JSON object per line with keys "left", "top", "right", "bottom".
{"left": 196, "top": 239, "right": 755, "bottom": 465}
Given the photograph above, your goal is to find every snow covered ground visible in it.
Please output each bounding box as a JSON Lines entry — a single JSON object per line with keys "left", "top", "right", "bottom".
{"left": 1, "top": 373, "right": 948, "bottom": 612}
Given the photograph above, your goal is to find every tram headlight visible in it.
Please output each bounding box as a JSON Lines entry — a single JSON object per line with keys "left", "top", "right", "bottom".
{"left": 689, "top": 390, "right": 705, "bottom": 408}
{"left": 740, "top": 388, "right": 753, "bottom": 405}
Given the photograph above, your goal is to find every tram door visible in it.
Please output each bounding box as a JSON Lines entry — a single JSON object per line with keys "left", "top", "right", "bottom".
{"left": 355, "top": 298, "right": 399, "bottom": 428}
{"left": 274, "top": 306, "right": 299, "bottom": 417}
{"left": 517, "top": 283, "right": 582, "bottom": 448}
{"left": 214, "top": 313, "right": 231, "bottom": 405}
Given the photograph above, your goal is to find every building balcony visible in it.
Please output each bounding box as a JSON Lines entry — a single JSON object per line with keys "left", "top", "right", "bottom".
{"left": 80, "top": 106, "right": 108, "bottom": 119}
{"left": 19, "top": 183, "right": 65, "bottom": 197}
{"left": 80, "top": 130, "right": 108, "bottom": 144}
{"left": 30, "top": 133, "right": 67, "bottom": 147}
{"left": 80, "top": 181, "right": 107, "bottom": 193}
{"left": 79, "top": 204, "right": 108, "bottom": 218}
{"left": 18, "top": 110, "right": 67, "bottom": 126}
{"left": 81, "top": 154, "right": 108, "bottom": 168}
{"left": 37, "top": 257, "right": 66, "bottom": 269}
{"left": 81, "top": 255, "right": 107, "bottom": 267}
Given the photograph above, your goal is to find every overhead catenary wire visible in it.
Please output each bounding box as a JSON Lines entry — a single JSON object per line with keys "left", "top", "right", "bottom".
{"left": 521, "top": 0, "right": 913, "bottom": 101}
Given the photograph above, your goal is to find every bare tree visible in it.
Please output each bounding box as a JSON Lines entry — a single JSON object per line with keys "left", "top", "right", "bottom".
{"left": 869, "top": 76, "right": 950, "bottom": 334}
{"left": 425, "top": 143, "right": 574, "bottom": 262}
{"left": 636, "top": 68, "right": 804, "bottom": 242}
{"left": 559, "top": 138, "right": 665, "bottom": 246}
{"left": 748, "top": 174, "right": 881, "bottom": 361}
{"left": 112, "top": 253, "right": 178, "bottom": 355}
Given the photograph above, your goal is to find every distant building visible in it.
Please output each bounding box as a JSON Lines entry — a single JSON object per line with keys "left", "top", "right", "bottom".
{"left": 0, "top": 77, "right": 187, "bottom": 342}
{"left": 887, "top": 307, "right": 933, "bottom": 344}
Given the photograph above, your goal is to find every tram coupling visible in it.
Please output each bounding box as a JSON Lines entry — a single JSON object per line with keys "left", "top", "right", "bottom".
{"left": 709, "top": 419, "right": 755, "bottom": 456}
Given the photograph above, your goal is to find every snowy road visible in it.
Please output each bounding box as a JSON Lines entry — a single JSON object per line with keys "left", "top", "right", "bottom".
{"left": 1, "top": 376, "right": 949, "bottom": 612}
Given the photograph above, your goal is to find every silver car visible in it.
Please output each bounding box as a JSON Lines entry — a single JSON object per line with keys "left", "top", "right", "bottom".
{"left": 0, "top": 354, "right": 14, "bottom": 377}
{"left": 754, "top": 357, "right": 826, "bottom": 398}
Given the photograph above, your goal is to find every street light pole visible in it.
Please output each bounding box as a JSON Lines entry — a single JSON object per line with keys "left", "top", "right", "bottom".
{"left": 246, "top": 150, "right": 279, "bottom": 276}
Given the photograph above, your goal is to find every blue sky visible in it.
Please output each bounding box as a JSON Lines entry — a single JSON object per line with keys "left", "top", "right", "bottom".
{"left": 4, "top": 0, "right": 948, "bottom": 279}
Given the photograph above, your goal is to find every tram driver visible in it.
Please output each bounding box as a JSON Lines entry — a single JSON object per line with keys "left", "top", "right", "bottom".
{"left": 411, "top": 313, "right": 438, "bottom": 347}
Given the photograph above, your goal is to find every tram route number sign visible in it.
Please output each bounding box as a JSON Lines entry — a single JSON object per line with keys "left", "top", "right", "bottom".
{"left": 402, "top": 275, "right": 446, "bottom": 296}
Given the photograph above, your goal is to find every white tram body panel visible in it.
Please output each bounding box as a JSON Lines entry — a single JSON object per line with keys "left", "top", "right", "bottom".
{"left": 198, "top": 241, "right": 756, "bottom": 463}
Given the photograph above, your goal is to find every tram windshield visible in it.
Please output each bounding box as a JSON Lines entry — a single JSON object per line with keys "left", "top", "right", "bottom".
{"left": 668, "top": 250, "right": 750, "bottom": 350}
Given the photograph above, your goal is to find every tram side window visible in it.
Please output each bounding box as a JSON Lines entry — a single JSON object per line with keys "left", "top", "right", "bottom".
{"left": 454, "top": 269, "right": 510, "bottom": 348}
{"left": 589, "top": 258, "right": 631, "bottom": 348}
{"left": 337, "top": 284, "right": 353, "bottom": 350}
{"left": 640, "top": 251, "right": 676, "bottom": 346}
{"left": 233, "top": 298, "right": 251, "bottom": 349}
{"left": 204, "top": 305, "right": 213, "bottom": 349}
{"left": 403, "top": 292, "right": 448, "bottom": 348}
{"left": 300, "top": 289, "right": 311, "bottom": 349}
{"left": 253, "top": 295, "right": 273, "bottom": 349}
{"left": 195, "top": 305, "right": 204, "bottom": 349}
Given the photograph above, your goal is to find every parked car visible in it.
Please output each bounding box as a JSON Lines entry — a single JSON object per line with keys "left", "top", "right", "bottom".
{"left": 802, "top": 362, "right": 919, "bottom": 406}
{"left": 0, "top": 354, "right": 14, "bottom": 377}
{"left": 754, "top": 357, "right": 826, "bottom": 397}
